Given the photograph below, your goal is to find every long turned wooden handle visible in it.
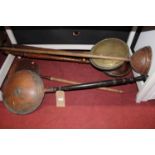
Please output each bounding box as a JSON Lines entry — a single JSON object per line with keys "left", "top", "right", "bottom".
{"left": 0, "top": 46, "right": 130, "bottom": 61}
{"left": 42, "top": 75, "right": 124, "bottom": 93}
{"left": 5, "top": 51, "right": 90, "bottom": 63}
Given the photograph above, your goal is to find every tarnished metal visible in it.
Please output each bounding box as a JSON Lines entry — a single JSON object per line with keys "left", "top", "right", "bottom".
{"left": 0, "top": 40, "right": 151, "bottom": 75}
{"left": 90, "top": 38, "right": 129, "bottom": 71}
{"left": 2, "top": 69, "right": 147, "bottom": 115}
{"left": 131, "top": 46, "right": 152, "bottom": 75}
{"left": 2, "top": 70, "right": 44, "bottom": 114}
{"left": 104, "top": 62, "right": 131, "bottom": 77}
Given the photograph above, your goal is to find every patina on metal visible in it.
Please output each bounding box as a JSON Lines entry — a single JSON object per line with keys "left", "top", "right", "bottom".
{"left": 104, "top": 62, "right": 131, "bottom": 77}
{"left": 2, "top": 70, "right": 44, "bottom": 114}
{"left": 131, "top": 46, "right": 152, "bottom": 75}
{"left": 2, "top": 70, "right": 147, "bottom": 115}
{"left": 0, "top": 41, "right": 152, "bottom": 75}
{"left": 90, "top": 38, "right": 129, "bottom": 71}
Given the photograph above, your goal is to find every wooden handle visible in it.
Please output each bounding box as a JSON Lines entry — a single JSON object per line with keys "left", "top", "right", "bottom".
{"left": 0, "top": 46, "right": 130, "bottom": 61}
{"left": 42, "top": 76, "right": 124, "bottom": 93}
{"left": 5, "top": 51, "right": 89, "bottom": 63}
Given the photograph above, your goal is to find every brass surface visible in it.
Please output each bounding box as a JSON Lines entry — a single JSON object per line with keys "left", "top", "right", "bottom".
{"left": 90, "top": 38, "right": 129, "bottom": 70}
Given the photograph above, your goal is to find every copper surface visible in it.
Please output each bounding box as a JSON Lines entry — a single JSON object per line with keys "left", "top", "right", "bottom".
{"left": 2, "top": 70, "right": 44, "bottom": 114}
{"left": 1, "top": 58, "right": 39, "bottom": 92}
{"left": 104, "top": 62, "right": 131, "bottom": 77}
{"left": 131, "top": 46, "right": 152, "bottom": 75}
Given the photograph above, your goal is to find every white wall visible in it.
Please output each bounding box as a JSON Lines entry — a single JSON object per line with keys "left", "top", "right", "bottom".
{"left": 134, "top": 27, "right": 155, "bottom": 102}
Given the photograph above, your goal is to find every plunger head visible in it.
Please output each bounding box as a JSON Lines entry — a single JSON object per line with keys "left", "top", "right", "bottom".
{"left": 2, "top": 70, "right": 44, "bottom": 114}
{"left": 131, "top": 46, "right": 152, "bottom": 75}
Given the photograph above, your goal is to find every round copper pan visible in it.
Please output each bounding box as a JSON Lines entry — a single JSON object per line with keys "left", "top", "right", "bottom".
{"left": 2, "top": 70, "right": 44, "bottom": 114}
{"left": 104, "top": 62, "right": 131, "bottom": 77}
{"left": 131, "top": 46, "right": 152, "bottom": 75}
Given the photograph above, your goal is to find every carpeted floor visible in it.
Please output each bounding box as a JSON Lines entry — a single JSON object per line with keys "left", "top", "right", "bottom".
{"left": 0, "top": 56, "right": 155, "bottom": 129}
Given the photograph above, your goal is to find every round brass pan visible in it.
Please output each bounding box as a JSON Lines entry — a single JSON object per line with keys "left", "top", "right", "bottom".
{"left": 90, "top": 38, "right": 129, "bottom": 71}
